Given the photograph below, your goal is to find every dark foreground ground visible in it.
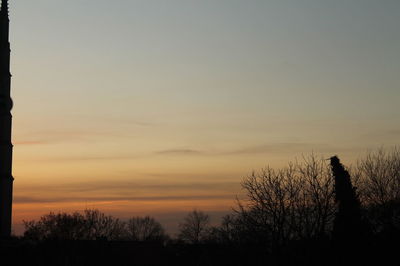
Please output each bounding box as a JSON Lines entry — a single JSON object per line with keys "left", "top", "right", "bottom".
{"left": 0, "top": 238, "right": 398, "bottom": 266}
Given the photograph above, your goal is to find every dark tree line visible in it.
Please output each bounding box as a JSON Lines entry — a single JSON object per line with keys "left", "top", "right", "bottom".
{"left": 20, "top": 148, "right": 400, "bottom": 265}
{"left": 205, "top": 149, "right": 400, "bottom": 247}
{"left": 23, "top": 209, "right": 167, "bottom": 242}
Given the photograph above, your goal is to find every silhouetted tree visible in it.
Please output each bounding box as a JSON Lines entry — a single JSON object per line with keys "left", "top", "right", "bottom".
{"left": 354, "top": 148, "right": 400, "bottom": 235}
{"left": 330, "top": 156, "right": 369, "bottom": 264}
{"left": 23, "top": 212, "right": 85, "bottom": 241}
{"left": 178, "top": 210, "right": 211, "bottom": 244}
{"left": 208, "top": 214, "right": 238, "bottom": 244}
{"left": 81, "top": 209, "right": 126, "bottom": 240}
{"left": 126, "top": 216, "right": 167, "bottom": 242}
{"left": 208, "top": 211, "right": 272, "bottom": 245}
{"left": 23, "top": 209, "right": 125, "bottom": 241}
{"left": 238, "top": 155, "right": 335, "bottom": 248}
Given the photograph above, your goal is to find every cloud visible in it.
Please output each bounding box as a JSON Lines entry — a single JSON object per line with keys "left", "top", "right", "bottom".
{"left": 155, "top": 143, "right": 330, "bottom": 157}
{"left": 16, "top": 180, "right": 239, "bottom": 194}
{"left": 14, "top": 194, "right": 235, "bottom": 204}
{"left": 156, "top": 149, "right": 203, "bottom": 155}
{"left": 14, "top": 179, "right": 241, "bottom": 207}
{"left": 14, "top": 140, "right": 46, "bottom": 145}
{"left": 387, "top": 129, "right": 400, "bottom": 136}
{"left": 17, "top": 128, "right": 136, "bottom": 146}
{"left": 368, "top": 129, "right": 400, "bottom": 140}
{"left": 226, "top": 143, "right": 331, "bottom": 155}
{"left": 37, "top": 155, "right": 142, "bottom": 162}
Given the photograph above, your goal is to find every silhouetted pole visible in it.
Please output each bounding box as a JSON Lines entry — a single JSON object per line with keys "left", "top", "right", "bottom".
{"left": 0, "top": 0, "right": 13, "bottom": 238}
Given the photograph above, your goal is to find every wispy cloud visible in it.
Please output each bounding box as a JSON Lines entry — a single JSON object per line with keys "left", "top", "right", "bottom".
{"left": 155, "top": 143, "right": 328, "bottom": 157}
{"left": 156, "top": 149, "right": 203, "bottom": 155}
{"left": 14, "top": 140, "right": 46, "bottom": 145}
{"left": 227, "top": 143, "right": 322, "bottom": 155}
{"left": 17, "top": 128, "right": 138, "bottom": 145}
{"left": 14, "top": 194, "right": 234, "bottom": 204}
{"left": 363, "top": 129, "right": 400, "bottom": 140}
{"left": 16, "top": 140, "right": 334, "bottom": 163}
{"left": 34, "top": 155, "right": 142, "bottom": 162}
{"left": 16, "top": 180, "right": 239, "bottom": 194}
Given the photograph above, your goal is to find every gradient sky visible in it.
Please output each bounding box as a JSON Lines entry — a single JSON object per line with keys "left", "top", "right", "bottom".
{"left": 9, "top": 0, "right": 400, "bottom": 234}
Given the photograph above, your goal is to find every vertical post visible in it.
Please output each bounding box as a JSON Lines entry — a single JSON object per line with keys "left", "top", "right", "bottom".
{"left": 0, "top": 0, "right": 13, "bottom": 238}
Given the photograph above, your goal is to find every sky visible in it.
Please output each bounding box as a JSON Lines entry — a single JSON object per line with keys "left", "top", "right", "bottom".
{"left": 8, "top": 0, "right": 400, "bottom": 234}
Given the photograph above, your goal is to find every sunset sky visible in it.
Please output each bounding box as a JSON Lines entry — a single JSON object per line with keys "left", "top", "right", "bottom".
{"left": 9, "top": 0, "right": 400, "bottom": 234}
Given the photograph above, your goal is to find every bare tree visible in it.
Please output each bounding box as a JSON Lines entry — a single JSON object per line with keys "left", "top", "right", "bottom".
{"left": 295, "top": 155, "right": 336, "bottom": 238}
{"left": 23, "top": 209, "right": 126, "bottom": 241}
{"left": 208, "top": 212, "right": 270, "bottom": 245}
{"left": 82, "top": 209, "right": 126, "bottom": 240}
{"left": 23, "top": 212, "right": 85, "bottom": 241}
{"left": 126, "top": 216, "right": 167, "bottom": 242}
{"left": 211, "top": 214, "right": 238, "bottom": 244}
{"left": 178, "top": 210, "right": 211, "bottom": 244}
{"left": 239, "top": 155, "right": 336, "bottom": 247}
{"left": 355, "top": 147, "right": 400, "bottom": 233}
{"left": 355, "top": 147, "right": 400, "bottom": 205}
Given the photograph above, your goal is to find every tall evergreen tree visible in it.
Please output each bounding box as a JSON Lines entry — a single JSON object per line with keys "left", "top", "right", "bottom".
{"left": 330, "top": 156, "right": 363, "bottom": 244}
{"left": 330, "top": 156, "right": 372, "bottom": 265}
